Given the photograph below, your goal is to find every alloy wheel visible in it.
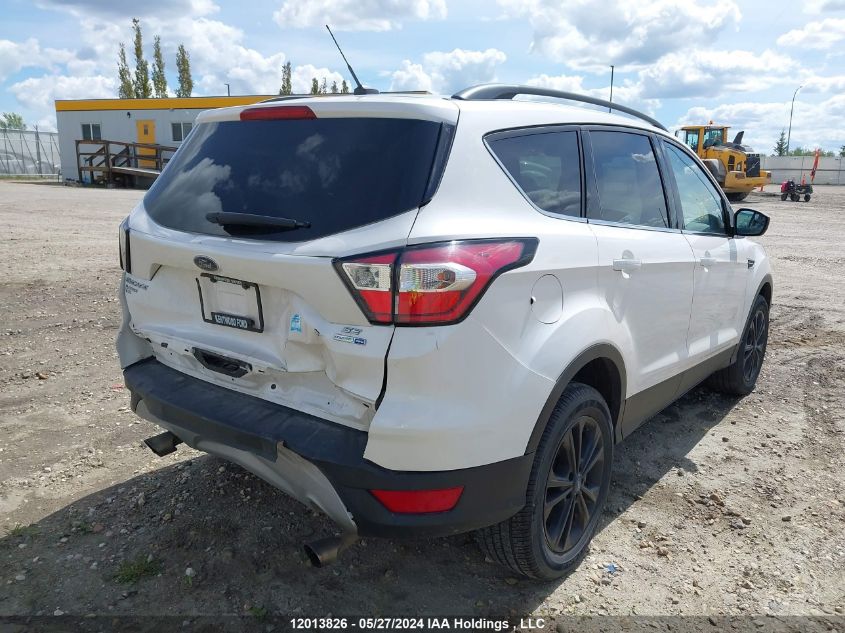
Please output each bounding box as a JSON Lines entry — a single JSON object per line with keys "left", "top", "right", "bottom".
{"left": 543, "top": 415, "right": 605, "bottom": 555}
{"left": 743, "top": 308, "right": 767, "bottom": 383}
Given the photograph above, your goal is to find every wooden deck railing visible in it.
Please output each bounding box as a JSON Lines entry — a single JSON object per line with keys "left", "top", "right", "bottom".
{"left": 75, "top": 139, "right": 178, "bottom": 183}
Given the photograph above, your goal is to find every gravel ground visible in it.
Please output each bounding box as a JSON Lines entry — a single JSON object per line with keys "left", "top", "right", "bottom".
{"left": 0, "top": 181, "right": 843, "bottom": 621}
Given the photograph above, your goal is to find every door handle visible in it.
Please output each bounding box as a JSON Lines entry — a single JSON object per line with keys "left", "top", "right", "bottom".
{"left": 612, "top": 258, "right": 642, "bottom": 272}
{"left": 699, "top": 257, "right": 717, "bottom": 267}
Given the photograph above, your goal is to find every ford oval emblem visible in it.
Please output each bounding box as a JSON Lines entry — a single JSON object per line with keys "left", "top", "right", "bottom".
{"left": 193, "top": 255, "right": 219, "bottom": 272}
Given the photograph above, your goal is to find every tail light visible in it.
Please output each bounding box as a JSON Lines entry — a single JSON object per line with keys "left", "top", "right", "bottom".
{"left": 240, "top": 105, "right": 316, "bottom": 121}
{"left": 337, "top": 252, "right": 397, "bottom": 324}
{"left": 334, "top": 238, "right": 537, "bottom": 326}
{"left": 118, "top": 217, "right": 131, "bottom": 273}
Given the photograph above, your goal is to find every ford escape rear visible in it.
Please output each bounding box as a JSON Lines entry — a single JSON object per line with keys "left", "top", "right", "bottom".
{"left": 118, "top": 86, "right": 772, "bottom": 579}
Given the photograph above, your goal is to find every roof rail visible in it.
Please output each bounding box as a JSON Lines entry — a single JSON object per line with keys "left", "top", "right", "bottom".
{"left": 452, "top": 84, "right": 667, "bottom": 132}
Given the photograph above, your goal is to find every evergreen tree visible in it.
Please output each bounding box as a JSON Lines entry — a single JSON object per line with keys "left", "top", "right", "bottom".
{"left": 310, "top": 78, "right": 319, "bottom": 95}
{"left": 840, "top": 145, "right": 845, "bottom": 158}
{"left": 330, "top": 80, "right": 338, "bottom": 94}
{"left": 151, "top": 36, "right": 167, "bottom": 98}
{"left": 117, "top": 43, "right": 134, "bottom": 99}
{"left": 773, "top": 129, "right": 788, "bottom": 156}
{"left": 320, "top": 77, "right": 328, "bottom": 94}
{"left": 341, "top": 80, "right": 349, "bottom": 94}
{"left": 131, "top": 18, "right": 152, "bottom": 98}
{"left": 176, "top": 44, "right": 193, "bottom": 98}
{"left": 279, "top": 61, "right": 292, "bottom": 95}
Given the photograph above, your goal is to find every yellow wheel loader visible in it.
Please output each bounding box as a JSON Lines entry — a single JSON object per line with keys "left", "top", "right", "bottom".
{"left": 678, "top": 125, "right": 770, "bottom": 202}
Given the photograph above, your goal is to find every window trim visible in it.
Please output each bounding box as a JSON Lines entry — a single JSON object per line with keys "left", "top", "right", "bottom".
{"left": 659, "top": 137, "right": 734, "bottom": 237}
{"left": 171, "top": 121, "right": 193, "bottom": 143}
{"left": 684, "top": 129, "right": 700, "bottom": 153}
{"left": 81, "top": 123, "right": 101, "bottom": 142}
{"left": 581, "top": 126, "right": 679, "bottom": 234}
{"left": 483, "top": 124, "right": 587, "bottom": 223}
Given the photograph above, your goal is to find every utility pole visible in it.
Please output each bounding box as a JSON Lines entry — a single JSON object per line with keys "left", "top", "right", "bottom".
{"left": 225, "top": 83, "right": 231, "bottom": 96}
{"left": 608, "top": 65, "right": 615, "bottom": 113}
{"left": 786, "top": 84, "right": 802, "bottom": 155}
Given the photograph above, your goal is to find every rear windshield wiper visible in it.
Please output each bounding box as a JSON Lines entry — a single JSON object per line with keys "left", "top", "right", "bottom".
{"left": 206, "top": 212, "right": 311, "bottom": 231}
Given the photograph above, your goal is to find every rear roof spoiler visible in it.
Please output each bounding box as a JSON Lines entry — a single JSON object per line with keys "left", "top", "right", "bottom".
{"left": 259, "top": 91, "right": 433, "bottom": 105}
{"left": 452, "top": 83, "right": 667, "bottom": 132}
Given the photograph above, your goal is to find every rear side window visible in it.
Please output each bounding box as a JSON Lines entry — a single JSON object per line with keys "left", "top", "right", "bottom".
{"left": 488, "top": 131, "right": 581, "bottom": 217}
{"left": 588, "top": 131, "right": 668, "bottom": 228}
{"left": 143, "top": 118, "right": 449, "bottom": 242}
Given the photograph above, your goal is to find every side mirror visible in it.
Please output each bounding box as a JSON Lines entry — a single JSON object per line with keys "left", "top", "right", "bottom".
{"left": 734, "top": 208, "right": 769, "bottom": 237}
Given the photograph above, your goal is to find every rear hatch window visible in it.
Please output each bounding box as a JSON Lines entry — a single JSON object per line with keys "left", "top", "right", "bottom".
{"left": 143, "top": 116, "right": 450, "bottom": 242}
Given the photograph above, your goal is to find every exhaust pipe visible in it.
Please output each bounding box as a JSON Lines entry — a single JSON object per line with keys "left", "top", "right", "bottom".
{"left": 144, "top": 431, "right": 183, "bottom": 457}
{"left": 304, "top": 533, "right": 358, "bottom": 567}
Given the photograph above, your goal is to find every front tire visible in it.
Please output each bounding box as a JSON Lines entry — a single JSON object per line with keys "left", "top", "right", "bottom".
{"left": 708, "top": 294, "right": 769, "bottom": 396}
{"left": 726, "top": 192, "right": 749, "bottom": 202}
{"left": 475, "top": 383, "right": 613, "bottom": 579}
{"left": 780, "top": 193, "right": 788, "bottom": 201}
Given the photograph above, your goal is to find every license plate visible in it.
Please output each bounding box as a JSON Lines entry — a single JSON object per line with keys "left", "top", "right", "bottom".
{"left": 211, "top": 312, "right": 254, "bottom": 330}
{"left": 196, "top": 274, "right": 264, "bottom": 333}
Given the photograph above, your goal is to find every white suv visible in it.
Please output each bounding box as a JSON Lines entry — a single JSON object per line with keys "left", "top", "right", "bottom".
{"left": 117, "top": 84, "right": 772, "bottom": 579}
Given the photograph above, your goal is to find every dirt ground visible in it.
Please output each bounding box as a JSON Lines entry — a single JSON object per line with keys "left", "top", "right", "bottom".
{"left": 0, "top": 181, "right": 843, "bottom": 622}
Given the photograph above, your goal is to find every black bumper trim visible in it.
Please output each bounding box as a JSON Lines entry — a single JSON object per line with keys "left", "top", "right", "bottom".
{"left": 124, "top": 358, "right": 367, "bottom": 465}
{"left": 123, "top": 358, "right": 532, "bottom": 538}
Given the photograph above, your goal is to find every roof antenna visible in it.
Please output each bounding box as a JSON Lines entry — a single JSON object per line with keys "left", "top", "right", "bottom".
{"left": 325, "top": 25, "right": 378, "bottom": 95}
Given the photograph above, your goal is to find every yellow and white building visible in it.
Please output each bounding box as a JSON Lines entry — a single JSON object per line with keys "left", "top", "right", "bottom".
{"left": 55, "top": 95, "right": 273, "bottom": 182}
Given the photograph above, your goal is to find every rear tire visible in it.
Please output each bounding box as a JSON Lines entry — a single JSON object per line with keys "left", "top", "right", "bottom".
{"left": 804, "top": 194, "right": 811, "bottom": 202}
{"left": 475, "top": 383, "right": 613, "bottom": 579}
{"left": 726, "top": 192, "right": 749, "bottom": 202}
{"left": 708, "top": 294, "right": 769, "bottom": 396}
{"left": 791, "top": 193, "right": 800, "bottom": 202}
{"left": 780, "top": 193, "right": 788, "bottom": 201}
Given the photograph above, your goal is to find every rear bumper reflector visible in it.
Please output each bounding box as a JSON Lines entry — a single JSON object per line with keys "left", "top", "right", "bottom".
{"left": 370, "top": 487, "right": 464, "bottom": 513}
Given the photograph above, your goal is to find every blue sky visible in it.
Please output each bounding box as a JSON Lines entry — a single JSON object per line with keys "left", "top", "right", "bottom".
{"left": 2, "top": 0, "right": 844, "bottom": 152}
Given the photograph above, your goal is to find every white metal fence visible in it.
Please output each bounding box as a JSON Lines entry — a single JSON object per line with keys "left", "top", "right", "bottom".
{"left": 761, "top": 155, "right": 845, "bottom": 186}
{"left": 0, "top": 129, "right": 61, "bottom": 177}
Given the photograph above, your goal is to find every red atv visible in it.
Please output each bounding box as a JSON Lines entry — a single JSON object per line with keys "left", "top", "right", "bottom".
{"left": 781, "top": 179, "right": 813, "bottom": 202}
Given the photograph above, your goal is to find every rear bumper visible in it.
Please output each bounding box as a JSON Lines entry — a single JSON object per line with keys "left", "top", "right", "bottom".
{"left": 124, "top": 358, "right": 532, "bottom": 538}
{"left": 723, "top": 170, "right": 770, "bottom": 192}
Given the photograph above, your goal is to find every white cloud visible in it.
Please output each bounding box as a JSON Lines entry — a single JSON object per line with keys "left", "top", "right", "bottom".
{"left": 525, "top": 73, "right": 587, "bottom": 93}
{"left": 2, "top": 8, "right": 347, "bottom": 128}
{"left": 290, "top": 65, "right": 346, "bottom": 93}
{"left": 390, "top": 61, "right": 434, "bottom": 92}
{"left": 0, "top": 38, "right": 76, "bottom": 82}
{"left": 389, "top": 48, "right": 506, "bottom": 94}
{"left": 674, "top": 94, "right": 845, "bottom": 155}
{"left": 803, "top": 0, "right": 845, "bottom": 13}
{"left": 9, "top": 74, "right": 116, "bottom": 131}
{"left": 274, "top": 0, "right": 446, "bottom": 31}
{"left": 35, "top": 0, "right": 218, "bottom": 19}
{"left": 777, "top": 18, "right": 845, "bottom": 49}
{"left": 803, "top": 74, "right": 845, "bottom": 93}
{"left": 637, "top": 49, "right": 798, "bottom": 98}
{"left": 498, "top": 0, "right": 741, "bottom": 70}
{"left": 525, "top": 73, "right": 660, "bottom": 116}
{"left": 169, "top": 18, "right": 288, "bottom": 95}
